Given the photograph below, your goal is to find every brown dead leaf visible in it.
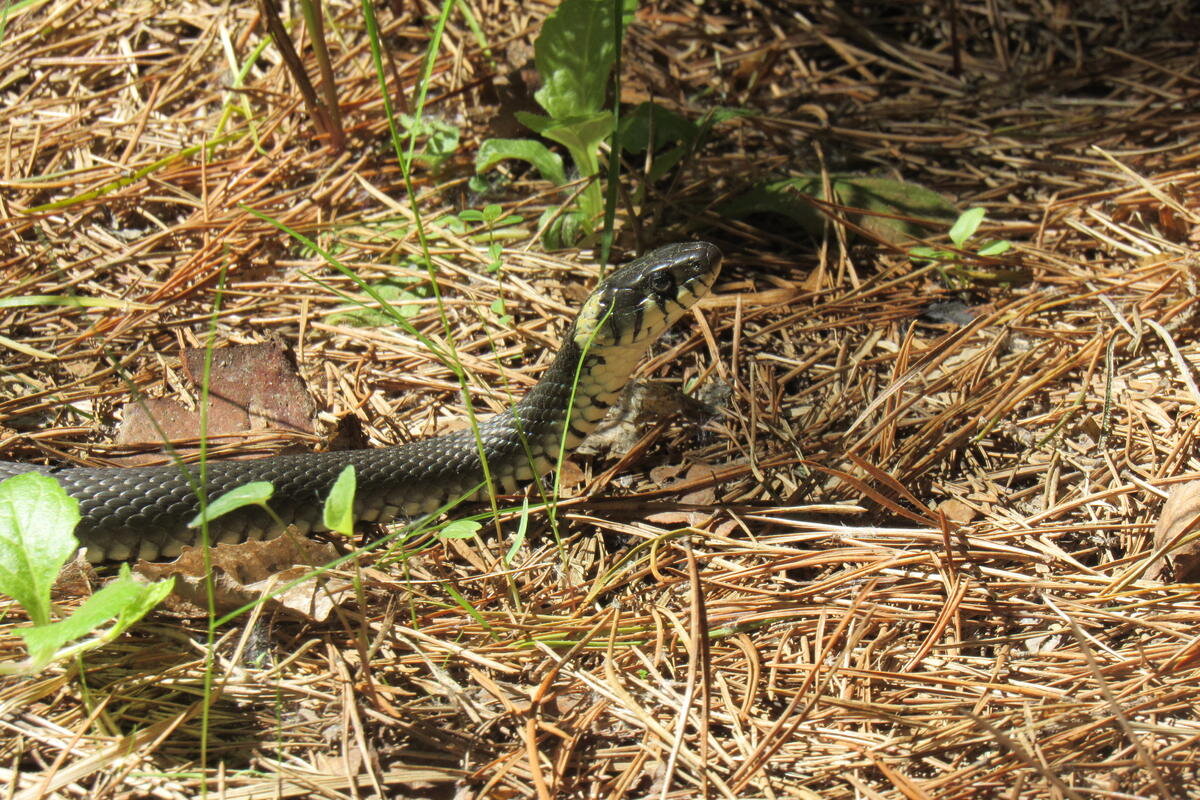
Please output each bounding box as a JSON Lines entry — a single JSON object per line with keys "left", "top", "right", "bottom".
{"left": 1147, "top": 480, "right": 1200, "bottom": 582}
{"left": 113, "top": 342, "right": 317, "bottom": 466}
{"left": 53, "top": 550, "right": 98, "bottom": 596}
{"left": 646, "top": 462, "right": 722, "bottom": 526}
{"left": 649, "top": 463, "right": 686, "bottom": 486}
{"left": 681, "top": 462, "right": 720, "bottom": 505}
{"left": 937, "top": 499, "right": 977, "bottom": 525}
{"left": 557, "top": 458, "right": 587, "bottom": 490}
{"left": 136, "top": 531, "right": 351, "bottom": 621}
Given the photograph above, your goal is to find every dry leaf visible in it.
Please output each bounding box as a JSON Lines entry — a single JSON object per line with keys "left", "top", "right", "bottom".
{"left": 937, "top": 499, "right": 977, "bottom": 525}
{"left": 113, "top": 342, "right": 318, "bottom": 466}
{"left": 1147, "top": 480, "right": 1200, "bottom": 582}
{"left": 136, "top": 531, "right": 351, "bottom": 621}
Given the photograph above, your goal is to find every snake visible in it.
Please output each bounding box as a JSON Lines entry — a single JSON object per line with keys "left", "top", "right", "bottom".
{"left": 0, "top": 242, "right": 722, "bottom": 563}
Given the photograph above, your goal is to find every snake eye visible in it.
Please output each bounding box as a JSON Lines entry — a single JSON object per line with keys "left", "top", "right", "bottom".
{"left": 646, "top": 270, "right": 674, "bottom": 295}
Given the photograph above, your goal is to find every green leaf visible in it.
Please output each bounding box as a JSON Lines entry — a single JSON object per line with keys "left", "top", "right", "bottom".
{"left": 0, "top": 474, "right": 80, "bottom": 627}
{"left": 189, "top": 481, "right": 274, "bottom": 528}
{"left": 540, "top": 207, "right": 589, "bottom": 250}
{"left": 328, "top": 278, "right": 430, "bottom": 327}
{"left": 532, "top": 0, "right": 635, "bottom": 120}
{"left": 520, "top": 111, "right": 614, "bottom": 177}
{"left": 476, "top": 138, "right": 567, "bottom": 185}
{"left": 20, "top": 564, "right": 174, "bottom": 669}
{"left": 909, "top": 246, "right": 951, "bottom": 261}
{"left": 722, "top": 175, "right": 958, "bottom": 245}
{"left": 719, "top": 179, "right": 826, "bottom": 239}
{"left": 398, "top": 113, "right": 460, "bottom": 169}
{"left": 977, "top": 239, "right": 1013, "bottom": 257}
{"left": 707, "top": 106, "right": 756, "bottom": 126}
{"left": 440, "top": 519, "right": 482, "bottom": 540}
{"left": 949, "top": 207, "right": 987, "bottom": 247}
{"left": 620, "top": 102, "right": 699, "bottom": 154}
{"left": 503, "top": 497, "right": 531, "bottom": 566}
{"left": 832, "top": 177, "right": 960, "bottom": 245}
{"left": 323, "top": 465, "right": 356, "bottom": 536}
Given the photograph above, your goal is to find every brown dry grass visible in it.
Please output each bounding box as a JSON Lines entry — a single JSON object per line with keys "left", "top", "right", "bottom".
{"left": 3, "top": 1, "right": 1200, "bottom": 798}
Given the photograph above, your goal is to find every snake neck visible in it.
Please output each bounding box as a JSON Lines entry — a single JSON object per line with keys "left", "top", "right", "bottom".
{"left": 509, "top": 323, "right": 646, "bottom": 457}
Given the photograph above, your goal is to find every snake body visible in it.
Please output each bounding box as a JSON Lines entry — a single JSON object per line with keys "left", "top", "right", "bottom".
{"left": 0, "top": 242, "right": 722, "bottom": 563}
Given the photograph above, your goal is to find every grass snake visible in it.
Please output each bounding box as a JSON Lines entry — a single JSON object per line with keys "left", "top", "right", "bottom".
{"left": 0, "top": 242, "right": 723, "bottom": 563}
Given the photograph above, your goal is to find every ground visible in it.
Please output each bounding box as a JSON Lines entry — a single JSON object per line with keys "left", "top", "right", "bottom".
{"left": 2, "top": 1, "right": 1200, "bottom": 798}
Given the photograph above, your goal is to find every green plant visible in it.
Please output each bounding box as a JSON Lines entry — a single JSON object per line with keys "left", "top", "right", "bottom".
{"left": 721, "top": 174, "right": 960, "bottom": 246}
{"left": 398, "top": 112, "right": 460, "bottom": 172}
{"left": 475, "top": 0, "right": 636, "bottom": 248}
{"left": 323, "top": 466, "right": 357, "bottom": 536}
{"left": 457, "top": 203, "right": 524, "bottom": 273}
{"left": 909, "top": 207, "right": 1015, "bottom": 285}
{"left": 0, "top": 473, "right": 175, "bottom": 674}
{"left": 326, "top": 274, "right": 432, "bottom": 327}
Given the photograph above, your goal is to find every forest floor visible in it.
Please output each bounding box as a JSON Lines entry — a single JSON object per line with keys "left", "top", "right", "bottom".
{"left": 2, "top": 1, "right": 1200, "bottom": 798}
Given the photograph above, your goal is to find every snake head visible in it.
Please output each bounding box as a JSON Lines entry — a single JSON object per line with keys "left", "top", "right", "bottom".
{"left": 573, "top": 241, "right": 722, "bottom": 350}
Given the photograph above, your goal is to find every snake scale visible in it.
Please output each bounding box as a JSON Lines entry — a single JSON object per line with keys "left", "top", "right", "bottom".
{"left": 0, "top": 242, "right": 722, "bottom": 563}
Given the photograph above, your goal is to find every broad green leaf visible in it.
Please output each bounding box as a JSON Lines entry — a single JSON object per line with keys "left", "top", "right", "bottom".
{"left": 620, "top": 102, "right": 698, "bottom": 154}
{"left": 722, "top": 175, "right": 958, "bottom": 245}
{"left": 323, "top": 465, "right": 357, "bottom": 536}
{"left": 20, "top": 564, "right": 174, "bottom": 669}
{"left": 398, "top": 113, "right": 460, "bottom": 169}
{"left": 533, "top": 0, "right": 636, "bottom": 120}
{"left": 908, "top": 246, "right": 943, "bottom": 259}
{"left": 520, "top": 111, "right": 614, "bottom": 177}
{"left": 949, "top": 207, "right": 986, "bottom": 246}
{"left": 831, "top": 177, "right": 959, "bottom": 245}
{"left": 720, "top": 180, "right": 826, "bottom": 239}
{"left": 0, "top": 474, "right": 80, "bottom": 626}
{"left": 644, "top": 145, "right": 687, "bottom": 183}
{"left": 189, "top": 481, "right": 274, "bottom": 528}
{"left": 540, "top": 207, "right": 589, "bottom": 250}
{"left": 476, "top": 138, "right": 567, "bottom": 185}
{"left": 328, "top": 278, "right": 430, "bottom": 327}
{"left": 440, "top": 519, "right": 482, "bottom": 540}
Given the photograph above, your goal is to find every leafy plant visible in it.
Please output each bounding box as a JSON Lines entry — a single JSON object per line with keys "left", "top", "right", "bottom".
{"left": 458, "top": 203, "right": 524, "bottom": 273}
{"left": 475, "top": 0, "right": 636, "bottom": 248}
{"left": 909, "top": 207, "right": 1018, "bottom": 285}
{"left": 0, "top": 473, "right": 174, "bottom": 674}
{"left": 398, "top": 112, "right": 460, "bottom": 172}
{"left": 188, "top": 480, "right": 278, "bottom": 529}
{"left": 326, "top": 275, "right": 432, "bottom": 327}
{"left": 721, "top": 174, "right": 960, "bottom": 246}
{"left": 618, "top": 101, "right": 700, "bottom": 186}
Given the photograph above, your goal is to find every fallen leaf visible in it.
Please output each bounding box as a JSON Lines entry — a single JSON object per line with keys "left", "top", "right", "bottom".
{"left": 681, "top": 462, "right": 721, "bottom": 505}
{"left": 937, "top": 499, "right": 977, "bottom": 525}
{"left": 136, "top": 531, "right": 351, "bottom": 621}
{"left": 1147, "top": 480, "right": 1200, "bottom": 582}
{"left": 113, "top": 342, "right": 317, "bottom": 466}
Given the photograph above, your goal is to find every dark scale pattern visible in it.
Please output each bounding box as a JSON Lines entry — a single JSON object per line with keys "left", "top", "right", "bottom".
{"left": 0, "top": 242, "right": 722, "bottom": 562}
